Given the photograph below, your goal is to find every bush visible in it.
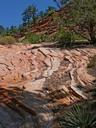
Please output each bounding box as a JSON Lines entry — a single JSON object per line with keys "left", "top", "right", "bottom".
{"left": 59, "top": 103, "right": 96, "bottom": 128}
{"left": 26, "top": 33, "right": 40, "bottom": 44}
{"left": 25, "top": 33, "right": 51, "bottom": 44}
{"left": 73, "top": 33, "right": 85, "bottom": 41}
{"left": 56, "top": 29, "right": 74, "bottom": 48}
{"left": 39, "top": 34, "right": 49, "bottom": 42}
{"left": 0, "top": 36, "right": 16, "bottom": 45}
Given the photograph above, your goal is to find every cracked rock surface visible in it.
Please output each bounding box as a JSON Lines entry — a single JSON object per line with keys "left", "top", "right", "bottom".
{"left": 0, "top": 44, "right": 96, "bottom": 128}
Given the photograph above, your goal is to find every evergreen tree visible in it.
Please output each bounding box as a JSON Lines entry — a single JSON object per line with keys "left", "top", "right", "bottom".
{"left": 22, "top": 5, "right": 38, "bottom": 26}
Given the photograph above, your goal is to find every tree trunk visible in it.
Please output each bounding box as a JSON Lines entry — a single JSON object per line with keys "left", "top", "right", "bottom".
{"left": 89, "top": 22, "right": 96, "bottom": 45}
{"left": 32, "top": 14, "right": 36, "bottom": 25}
{"left": 90, "top": 33, "right": 96, "bottom": 45}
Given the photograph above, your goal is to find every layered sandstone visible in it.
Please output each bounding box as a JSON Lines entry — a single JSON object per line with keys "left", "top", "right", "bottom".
{"left": 0, "top": 44, "right": 96, "bottom": 128}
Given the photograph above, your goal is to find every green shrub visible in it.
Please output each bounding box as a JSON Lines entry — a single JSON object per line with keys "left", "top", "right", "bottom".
{"left": 73, "top": 33, "right": 85, "bottom": 41}
{"left": 56, "top": 29, "right": 74, "bottom": 47}
{"left": 59, "top": 103, "right": 96, "bottom": 128}
{"left": 39, "top": 34, "right": 49, "bottom": 42}
{"left": 26, "top": 33, "right": 40, "bottom": 44}
{"left": 25, "top": 33, "right": 51, "bottom": 44}
{"left": 0, "top": 36, "right": 16, "bottom": 45}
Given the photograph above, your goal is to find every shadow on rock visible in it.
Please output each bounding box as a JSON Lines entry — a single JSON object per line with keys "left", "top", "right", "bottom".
{"left": 0, "top": 87, "right": 53, "bottom": 128}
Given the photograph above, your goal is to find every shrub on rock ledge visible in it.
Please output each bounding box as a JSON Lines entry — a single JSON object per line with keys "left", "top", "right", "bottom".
{"left": 0, "top": 36, "right": 16, "bottom": 45}
{"left": 56, "top": 29, "right": 74, "bottom": 48}
{"left": 59, "top": 102, "right": 96, "bottom": 128}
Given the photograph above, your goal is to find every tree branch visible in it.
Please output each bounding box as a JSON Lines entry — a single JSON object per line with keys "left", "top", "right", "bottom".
{"left": 73, "top": 29, "right": 90, "bottom": 42}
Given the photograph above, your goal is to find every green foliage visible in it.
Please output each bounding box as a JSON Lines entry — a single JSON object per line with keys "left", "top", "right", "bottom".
{"left": 54, "top": 0, "right": 96, "bottom": 44}
{"left": 24, "top": 33, "right": 52, "bottom": 44}
{"left": 46, "top": 6, "right": 56, "bottom": 15}
{"left": 73, "top": 33, "right": 85, "bottom": 41}
{"left": 72, "top": 0, "right": 96, "bottom": 25}
{"left": 0, "top": 25, "right": 5, "bottom": 35}
{"left": 59, "top": 103, "right": 96, "bottom": 128}
{"left": 5, "top": 26, "right": 18, "bottom": 36}
{"left": 9, "top": 26, "right": 18, "bottom": 34}
{"left": 26, "top": 33, "right": 40, "bottom": 44}
{"left": 22, "top": 5, "right": 38, "bottom": 25}
{"left": 22, "top": 5, "right": 56, "bottom": 27}
{"left": 0, "top": 26, "right": 19, "bottom": 37}
{"left": 71, "top": 0, "right": 96, "bottom": 43}
{"left": 39, "top": 34, "right": 49, "bottom": 42}
{"left": 0, "top": 36, "right": 16, "bottom": 45}
{"left": 56, "top": 29, "right": 74, "bottom": 47}
{"left": 39, "top": 11, "right": 46, "bottom": 20}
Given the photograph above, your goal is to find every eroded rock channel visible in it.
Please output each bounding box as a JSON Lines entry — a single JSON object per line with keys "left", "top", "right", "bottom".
{"left": 0, "top": 44, "right": 96, "bottom": 128}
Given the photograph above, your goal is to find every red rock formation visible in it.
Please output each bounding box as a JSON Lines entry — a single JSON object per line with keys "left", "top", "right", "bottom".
{"left": 0, "top": 44, "right": 96, "bottom": 128}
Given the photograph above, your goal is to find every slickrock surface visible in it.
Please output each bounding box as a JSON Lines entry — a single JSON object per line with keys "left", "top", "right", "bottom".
{"left": 0, "top": 44, "right": 96, "bottom": 128}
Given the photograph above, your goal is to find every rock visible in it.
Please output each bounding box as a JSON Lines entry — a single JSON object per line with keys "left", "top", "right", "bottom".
{"left": 22, "top": 78, "right": 46, "bottom": 92}
{"left": 43, "top": 57, "right": 61, "bottom": 77}
{"left": 0, "top": 44, "right": 96, "bottom": 128}
{"left": 44, "top": 58, "right": 51, "bottom": 67}
{"left": 38, "top": 48, "right": 50, "bottom": 56}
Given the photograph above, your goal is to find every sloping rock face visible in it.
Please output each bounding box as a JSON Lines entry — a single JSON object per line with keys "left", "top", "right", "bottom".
{"left": 0, "top": 44, "right": 96, "bottom": 128}
{"left": 0, "top": 45, "right": 63, "bottom": 84}
{"left": 15, "top": 4, "right": 72, "bottom": 39}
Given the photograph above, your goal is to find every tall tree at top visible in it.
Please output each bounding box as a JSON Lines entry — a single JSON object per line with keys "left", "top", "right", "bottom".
{"left": 46, "top": 6, "right": 56, "bottom": 15}
{"left": 54, "top": 0, "right": 96, "bottom": 44}
{"left": 22, "top": 5, "right": 38, "bottom": 26}
{"left": 70, "top": 0, "right": 96, "bottom": 44}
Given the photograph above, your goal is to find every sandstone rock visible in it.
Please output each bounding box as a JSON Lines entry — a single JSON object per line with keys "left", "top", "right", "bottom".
{"left": 38, "top": 48, "right": 50, "bottom": 56}
{"left": 0, "top": 44, "right": 96, "bottom": 128}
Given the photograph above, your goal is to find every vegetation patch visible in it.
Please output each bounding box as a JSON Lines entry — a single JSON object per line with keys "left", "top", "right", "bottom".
{"left": 23, "top": 32, "right": 54, "bottom": 44}
{"left": 58, "top": 101, "right": 96, "bottom": 128}
{"left": 0, "top": 36, "right": 16, "bottom": 45}
{"left": 25, "top": 33, "right": 41, "bottom": 44}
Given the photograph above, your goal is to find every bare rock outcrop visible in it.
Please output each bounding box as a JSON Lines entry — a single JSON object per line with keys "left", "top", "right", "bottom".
{"left": 0, "top": 44, "right": 96, "bottom": 128}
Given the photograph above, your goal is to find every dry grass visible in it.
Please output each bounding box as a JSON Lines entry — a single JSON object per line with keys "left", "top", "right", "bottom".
{"left": 0, "top": 36, "right": 16, "bottom": 45}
